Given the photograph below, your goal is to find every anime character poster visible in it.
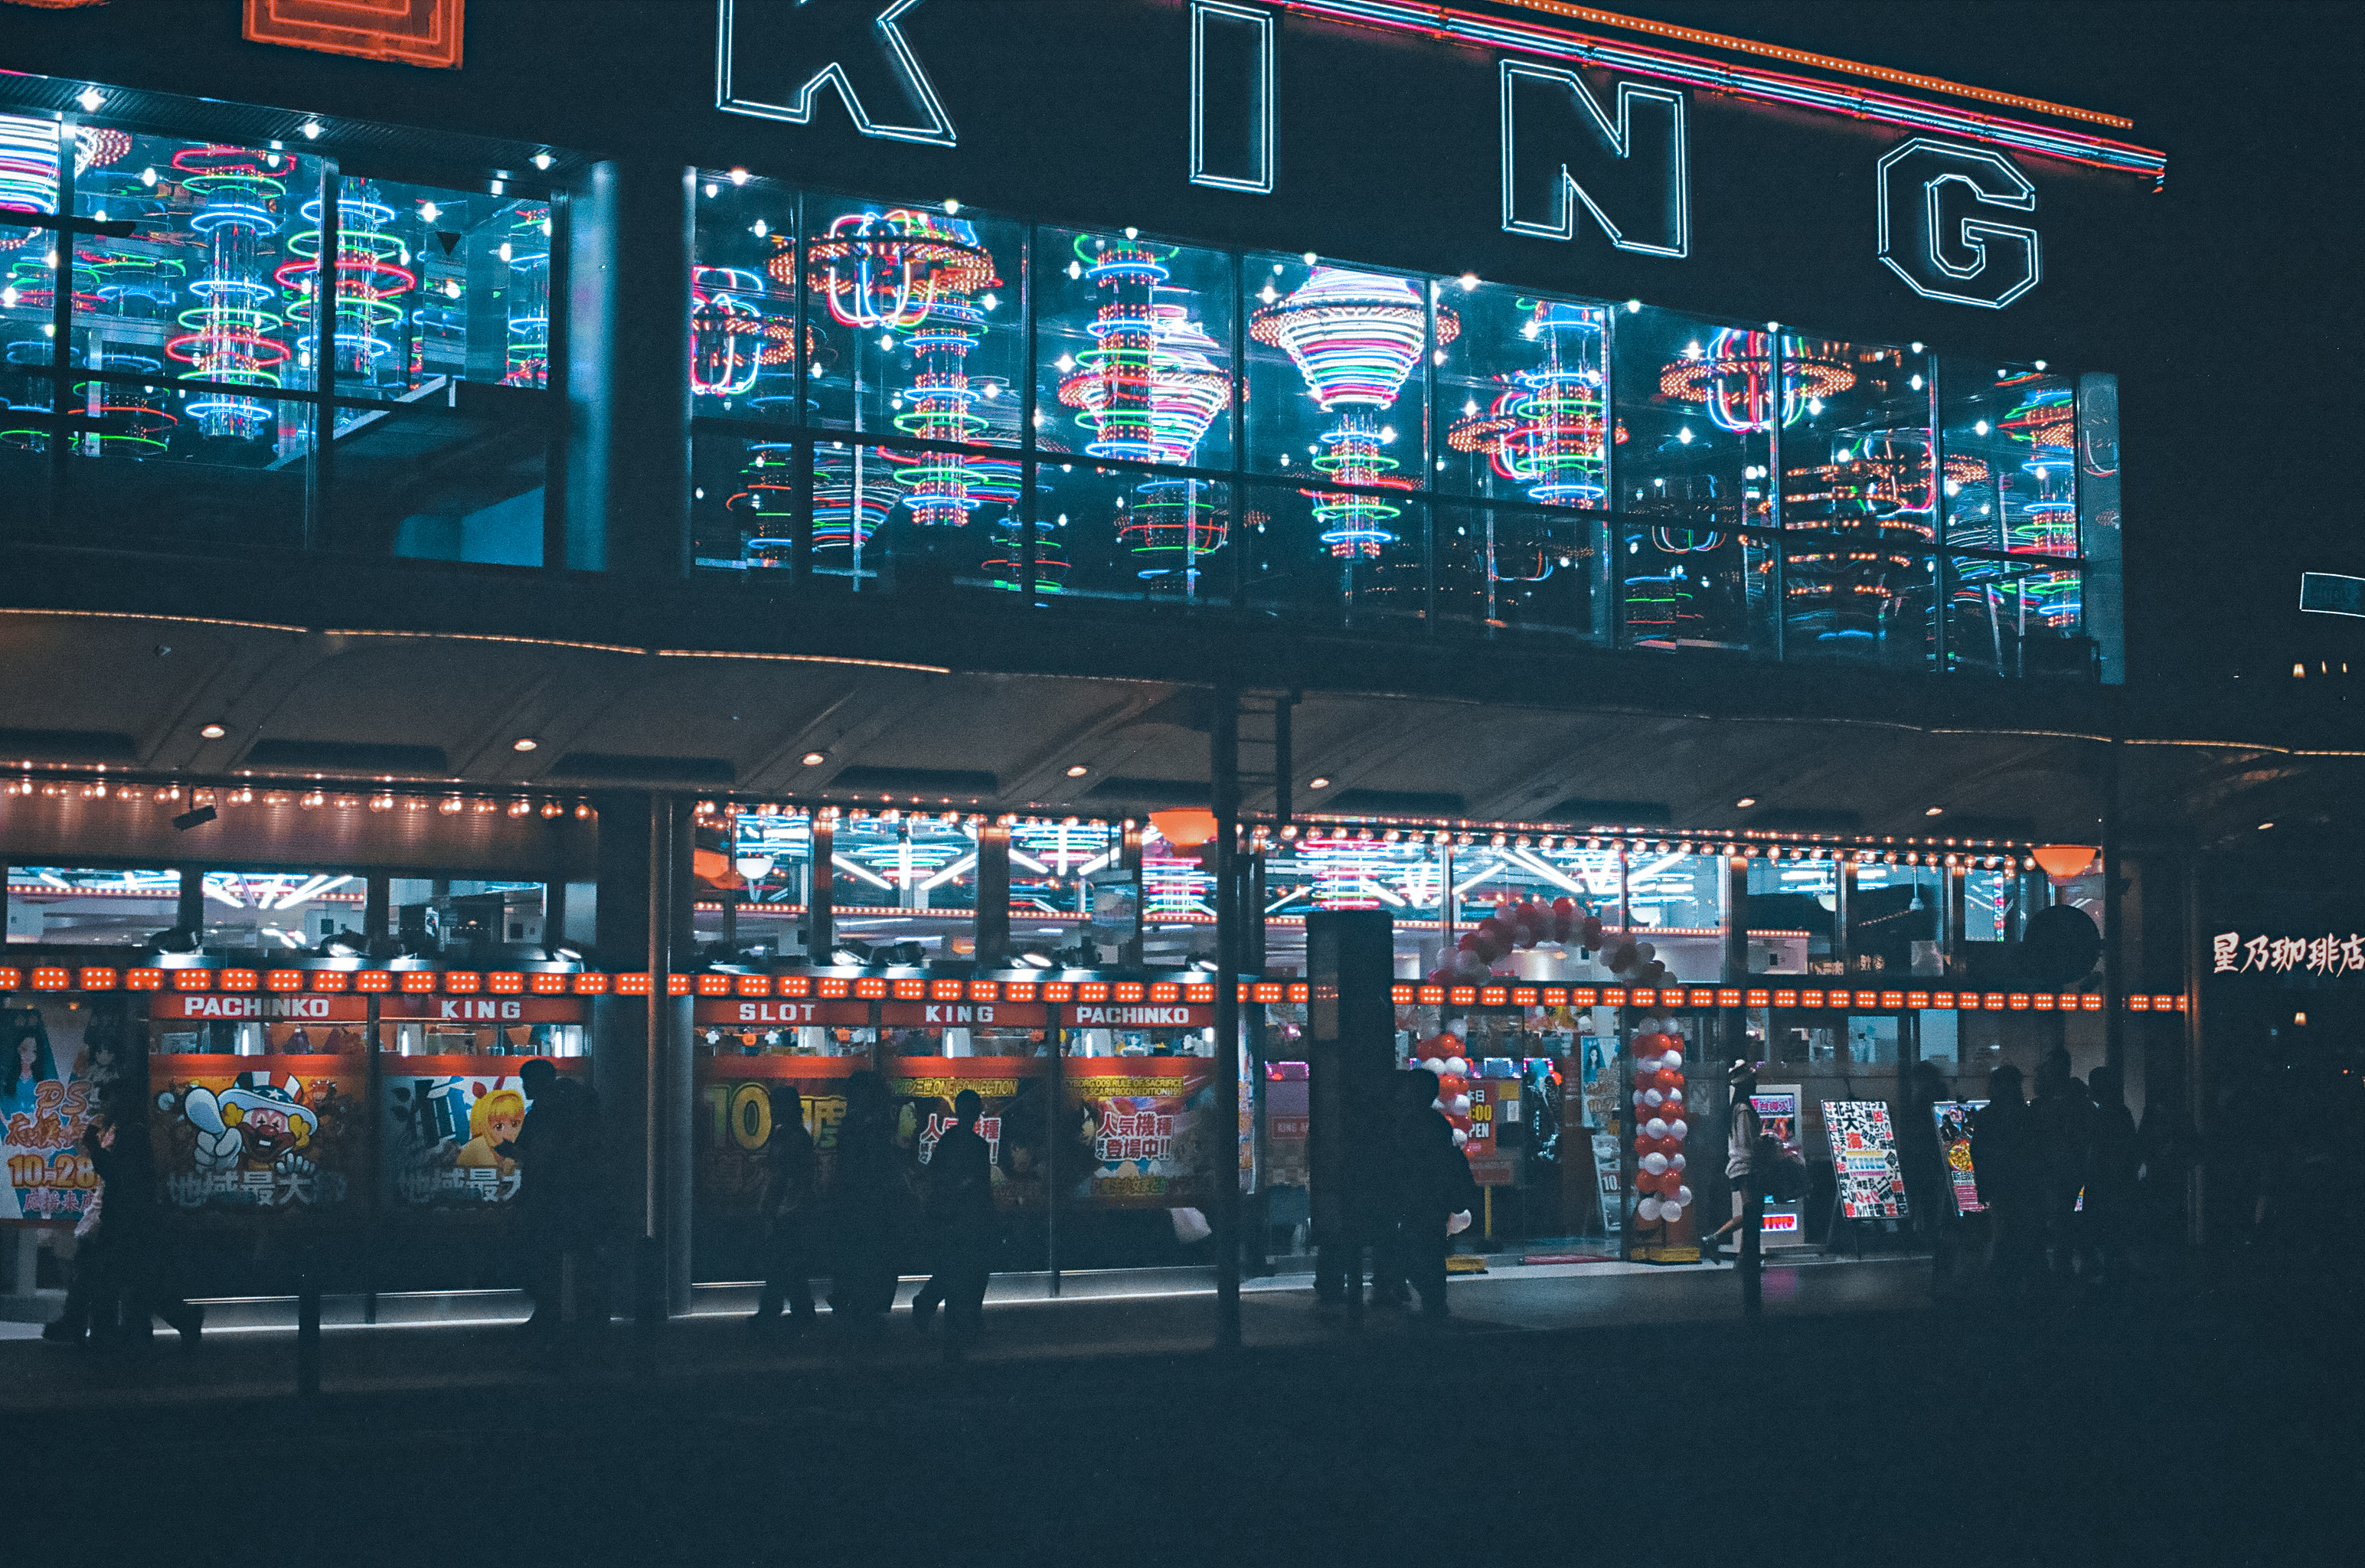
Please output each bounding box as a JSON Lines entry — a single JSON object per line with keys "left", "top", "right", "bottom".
{"left": 152, "top": 1060, "right": 364, "bottom": 1213}
{"left": 1821, "top": 1099, "right": 1909, "bottom": 1221}
{"left": 382, "top": 1057, "right": 585, "bottom": 1209}
{"left": 1932, "top": 1099, "right": 1990, "bottom": 1217}
{"left": 694, "top": 1055, "right": 857, "bottom": 1210}
{"left": 1063, "top": 1058, "right": 1215, "bottom": 1209}
{"left": 887, "top": 1057, "right": 1050, "bottom": 1212}
{"left": 2, "top": 999, "right": 128, "bottom": 1223}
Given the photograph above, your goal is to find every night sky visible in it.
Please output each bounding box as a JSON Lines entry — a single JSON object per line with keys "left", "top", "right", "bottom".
{"left": 1635, "top": 2, "right": 2361, "bottom": 690}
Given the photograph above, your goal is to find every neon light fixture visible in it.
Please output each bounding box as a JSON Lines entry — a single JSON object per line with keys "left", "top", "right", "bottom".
{"left": 689, "top": 263, "right": 783, "bottom": 399}
{"left": 1658, "top": 328, "right": 1853, "bottom": 433}
{"left": 804, "top": 207, "right": 1006, "bottom": 527}
{"left": 500, "top": 203, "right": 550, "bottom": 387}
{"left": 1446, "top": 298, "right": 1606, "bottom": 507}
{"left": 1253, "top": 266, "right": 1455, "bottom": 557}
{"left": 279, "top": 184, "right": 417, "bottom": 384}
{"left": 0, "top": 114, "right": 60, "bottom": 250}
{"left": 1055, "top": 232, "right": 1230, "bottom": 580}
{"left": 167, "top": 145, "right": 294, "bottom": 439}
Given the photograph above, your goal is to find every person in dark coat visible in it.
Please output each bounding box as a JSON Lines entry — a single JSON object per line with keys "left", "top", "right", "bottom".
{"left": 1971, "top": 1063, "right": 2040, "bottom": 1292}
{"left": 1395, "top": 1068, "right": 1475, "bottom": 1323}
{"left": 749, "top": 1085, "right": 820, "bottom": 1334}
{"left": 830, "top": 1070, "right": 903, "bottom": 1328}
{"left": 2031, "top": 1046, "right": 2092, "bottom": 1278}
{"left": 507, "top": 1060, "right": 608, "bottom": 1338}
{"left": 920, "top": 1089, "right": 997, "bottom": 1361}
{"left": 47, "top": 1097, "right": 201, "bottom": 1347}
{"left": 2082, "top": 1064, "right": 2140, "bottom": 1288}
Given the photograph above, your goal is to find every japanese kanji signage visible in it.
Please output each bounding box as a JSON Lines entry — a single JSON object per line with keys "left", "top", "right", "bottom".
{"left": 382, "top": 1056, "right": 586, "bottom": 1211}
{"left": 1063, "top": 1057, "right": 1215, "bottom": 1209}
{"left": 887, "top": 1056, "right": 1051, "bottom": 1211}
{"left": 1821, "top": 1099, "right": 1908, "bottom": 1222}
{"left": 2212, "top": 931, "right": 2365, "bottom": 979}
{"left": 693, "top": 1054, "right": 861, "bottom": 1211}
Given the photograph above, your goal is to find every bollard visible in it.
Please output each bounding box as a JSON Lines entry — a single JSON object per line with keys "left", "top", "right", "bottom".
{"left": 296, "top": 1264, "right": 322, "bottom": 1396}
{"left": 634, "top": 1235, "right": 662, "bottom": 1376}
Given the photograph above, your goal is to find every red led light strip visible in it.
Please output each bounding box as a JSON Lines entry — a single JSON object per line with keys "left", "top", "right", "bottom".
{"left": 1279, "top": 1, "right": 2164, "bottom": 180}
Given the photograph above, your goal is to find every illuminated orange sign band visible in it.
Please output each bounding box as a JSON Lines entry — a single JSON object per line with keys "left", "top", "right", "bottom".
{"left": 243, "top": 0, "right": 463, "bottom": 70}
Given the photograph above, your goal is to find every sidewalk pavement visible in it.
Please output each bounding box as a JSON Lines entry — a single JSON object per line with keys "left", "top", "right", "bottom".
{"left": 0, "top": 1250, "right": 1928, "bottom": 1412}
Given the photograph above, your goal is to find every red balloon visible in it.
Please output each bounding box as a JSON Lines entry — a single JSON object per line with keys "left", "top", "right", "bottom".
{"left": 1653, "top": 1067, "right": 1682, "bottom": 1091}
{"left": 1579, "top": 915, "right": 1604, "bottom": 946}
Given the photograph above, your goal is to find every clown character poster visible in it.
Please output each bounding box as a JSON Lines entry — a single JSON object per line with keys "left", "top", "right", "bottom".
{"left": 694, "top": 1054, "right": 858, "bottom": 1211}
{"left": 887, "top": 1057, "right": 1050, "bottom": 1213}
{"left": 152, "top": 1060, "right": 364, "bottom": 1213}
{"left": 2, "top": 998, "right": 142, "bottom": 1224}
{"left": 1932, "top": 1099, "right": 1990, "bottom": 1217}
{"left": 1063, "top": 1058, "right": 1215, "bottom": 1209}
{"left": 383, "top": 1057, "right": 586, "bottom": 1209}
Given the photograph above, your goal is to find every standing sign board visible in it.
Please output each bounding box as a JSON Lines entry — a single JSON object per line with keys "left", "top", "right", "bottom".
{"left": 1821, "top": 1100, "right": 1908, "bottom": 1221}
{"left": 1932, "top": 1099, "right": 1990, "bottom": 1217}
{"left": 1749, "top": 1084, "right": 1808, "bottom": 1247}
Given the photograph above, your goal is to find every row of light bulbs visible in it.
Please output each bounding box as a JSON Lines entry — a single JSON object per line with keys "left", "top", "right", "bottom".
{"left": 6, "top": 777, "right": 595, "bottom": 820}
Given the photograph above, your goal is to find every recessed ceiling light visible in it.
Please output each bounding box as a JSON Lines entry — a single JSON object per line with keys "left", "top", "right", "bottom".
{"left": 511, "top": 737, "right": 538, "bottom": 753}
{"left": 1924, "top": 805, "right": 1944, "bottom": 816}
{"left": 801, "top": 750, "right": 828, "bottom": 767}
{"left": 1734, "top": 796, "right": 1756, "bottom": 808}
{"left": 1308, "top": 776, "right": 1331, "bottom": 790}
{"left": 77, "top": 87, "right": 103, "bottom": 113}
{"left": 199, "top": 723, "right": 227, "bottom": 740}
{"left": 299, "top": 120, "right": 322, "bottom": 140}
{"left": 1065, "top": 764, "right": 1089, "bottom": 777}
{"left": 2259, "top": 821, "right": 2275, "bottom": 831}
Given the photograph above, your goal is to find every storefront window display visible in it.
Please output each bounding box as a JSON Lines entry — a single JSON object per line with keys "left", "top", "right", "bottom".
{"left": 691, "top": 172, "right": 799, "bottom": 422}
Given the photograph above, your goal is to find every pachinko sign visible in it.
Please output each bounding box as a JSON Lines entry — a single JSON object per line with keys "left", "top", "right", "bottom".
{"left": 152, "top": 1060, "right": 366, "bottom": 1214}
{"left": 383, "top": 1058, "right": 585, "bottom": 1209}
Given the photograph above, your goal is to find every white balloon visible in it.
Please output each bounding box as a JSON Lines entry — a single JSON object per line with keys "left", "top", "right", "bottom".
{"left": 1661, "top": 1048, "right": 1684, "bottom": 1071}
{"left": 1451, "top": 1128, "right": 1468, "bottom": 1148}
{"left": 1451, "top": 1094, "right": 1471, "bottom": 1115}
{"left": 1640, "top": 1152, "right": 1669, "bottom": 1175}
{"left": 1674, "top": 1184, "right": 1694, "bottom": 1207}
{"left": 1632, "top": 1090, "right": 1646, "bottom": 1108}
{"left": 1641, "top": 1088, "right": 1663, "bottom": 1109}
{"left": 1634, "top": 1053, "right": 1662, "bottom": 1074}
{"left": 1668, "top": 1118, "right": 1688, "bottom": 1141}
{"left": 1637, "top": 1197, "right": 1663, "bottom": 1222}
{"left": 1664, "top": 1086, "right": 1684, "bottom": 1106}
{"left": 1670, "top": 1152, "right": 1687, "bottom": 1172}
{"left": 1447, "top": 1057, "right": 1469, "bottom": 1077}
{"left": 1644, "top": 1116, "right": 1668, "bottom": 1140}
{"left": 1448, "top": 1018, "right": 1468, "bottom": 1040}
{"left": 1431, "top": 1098, "right": 1445, "bottom": 1112}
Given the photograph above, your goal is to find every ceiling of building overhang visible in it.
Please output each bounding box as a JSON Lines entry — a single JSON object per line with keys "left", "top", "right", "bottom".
{"left": 0, "top": 612, "right": 2356, "bottom": 853}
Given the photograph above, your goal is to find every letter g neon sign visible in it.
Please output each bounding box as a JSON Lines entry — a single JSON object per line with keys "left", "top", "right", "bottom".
{"left": 1877, "top": 138, "right": 2040, "bottom": 309}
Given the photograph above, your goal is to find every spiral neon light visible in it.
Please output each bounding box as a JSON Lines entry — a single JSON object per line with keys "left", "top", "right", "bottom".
{"left": 279, "top": 191, "right": 416, "bottom": 380}
{"left": 0, "top": 114, "right": 60, "bottom": 254}
{"left": 689, "top": 264, "right": 779, "bottom": 399}
{"left": 1658, "top": 328, "right": 1854, "bottom": 432}
{"left": 501, "top": 204, "right": 551, "bottom": 387}
{"left": 808, "top": 442, "right": 905, "bottom": 559}
{"left": 1055, "top": 234, "right": 1231, "bottom": 573}
{"left": 807, "top": 208, "right": 1004, "bottom": 528}
{"left": 168, "top": 146, "right": 294, "bottom": 439}
{"left": 1447, "top": 299, "right": 1606, "bottom": 508}
{"left": 1253, "top": 266, "right": 1455, "bottom": 557}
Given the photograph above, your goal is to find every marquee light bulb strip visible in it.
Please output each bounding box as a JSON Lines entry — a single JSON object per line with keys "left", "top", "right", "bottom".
{"left": 167, "top": 145, "right": 294, "bottom": 439}
{"left": 1055, "top": 233, "right": 1231, "bottom": 575}
{"left": 1446, "top": 298, "right": 1606, "bottom": 508}
{"left": 806, "top": 207, "right": 1004, "bottom": 527}
{"left": 1253, "top": 266, "right": 1455, "bottom": 558}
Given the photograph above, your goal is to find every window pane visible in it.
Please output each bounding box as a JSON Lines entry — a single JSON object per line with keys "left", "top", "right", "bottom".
{"left": 1007, "top": 820, "right": 1116, "bottom": 930}
{"left": 7, "top": 866, "right": 181, "bottom": 945}
{"left": 1246, "top": 256, "right": 1432, "bottom": 498}
{"left": 1945, "top": 556, "right": 2083, "bottom": 676}
{"left": 1611, "top": 306, "right": 1772, "bottom": 547}
{"left": 805, "top": 438, "right": 1020, "bottom": 597}
{"left": 1034, "top": 225, "right": 1233, "bottom": 472}
{"left": 59, "top": 388, "right": 309, "bottom": 551}
{"left": 692, "top": 427, "right": 799, "bottom": 572}
{"left": 1785, "top": 546, "right": 1935, "bottom": 670}
{"left": 1436, "top": 500, "right": 1602, "bottom": 642}
{"left": 803, "top": 197, "right": 1024, "bottom": 446}
{"left": 1941, "top": 361, "right": 2076, "bottom": 555}
{"left": 1617, "top": 525, "right": 1769, "bottom": 652}
{"left": 336, "top": 384, "right": 547, "bottom": 564}
{"left": 326, "top": 175, "right": 554, "bottom": 398}
{"left": 691, "top": 173, "right": 797, "bottom": 420}
{"left": 1030, "top": 458, "right": 1233, "bottom": 608}
{"left": 1438, "top": 283, "right": 1606, "bottom": 509}
{"left": 1243, "top": 481, "right": 1426, "bottom": 631}
{"left": 0, "top": 195, "right": 51, "bottom": 511}
{"left": 1779, "top": 338, "right": 1933, "bottom": 668}
{"left": 70, "top": 129, "right": 320, "bottom": 398}
{"left": 1263, "top": 838, "right": 1445, "bottom": 918}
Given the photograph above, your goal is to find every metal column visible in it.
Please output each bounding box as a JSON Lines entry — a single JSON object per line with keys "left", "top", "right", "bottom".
{"left": 1212, "top": 683, "right": 1243, "bottom": 1349}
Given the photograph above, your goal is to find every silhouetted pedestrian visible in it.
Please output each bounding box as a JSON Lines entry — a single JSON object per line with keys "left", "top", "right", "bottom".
{"left": 2032, "top": 1046, "right": 2092, "bottom": 1277}
{"left": 750, "top": 1084, "right": 819, "bottom": 1334}
{"left": 831, "top": 1070, "right": 901, "bottom": 1327}
{"left": 1395, "top": 1068, "right": 1475, "bottom": 1322}
{"left": 1971, "top": 1063, "right": 2040, "bottom": 1292}
{"left": 2082, "top": 1064, "right": 2138, "bottom": 1288}
{"left": 920, "top": 1089, "right": 996, "bottom": 1361}
{"left": 510, "top": 1060, "right": 609, "bottom": 1338}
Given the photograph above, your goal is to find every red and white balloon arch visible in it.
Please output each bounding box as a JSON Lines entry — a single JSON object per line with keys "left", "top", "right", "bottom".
{"left": 1430, "top": 895, "right": 1672, "bottom": 990}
